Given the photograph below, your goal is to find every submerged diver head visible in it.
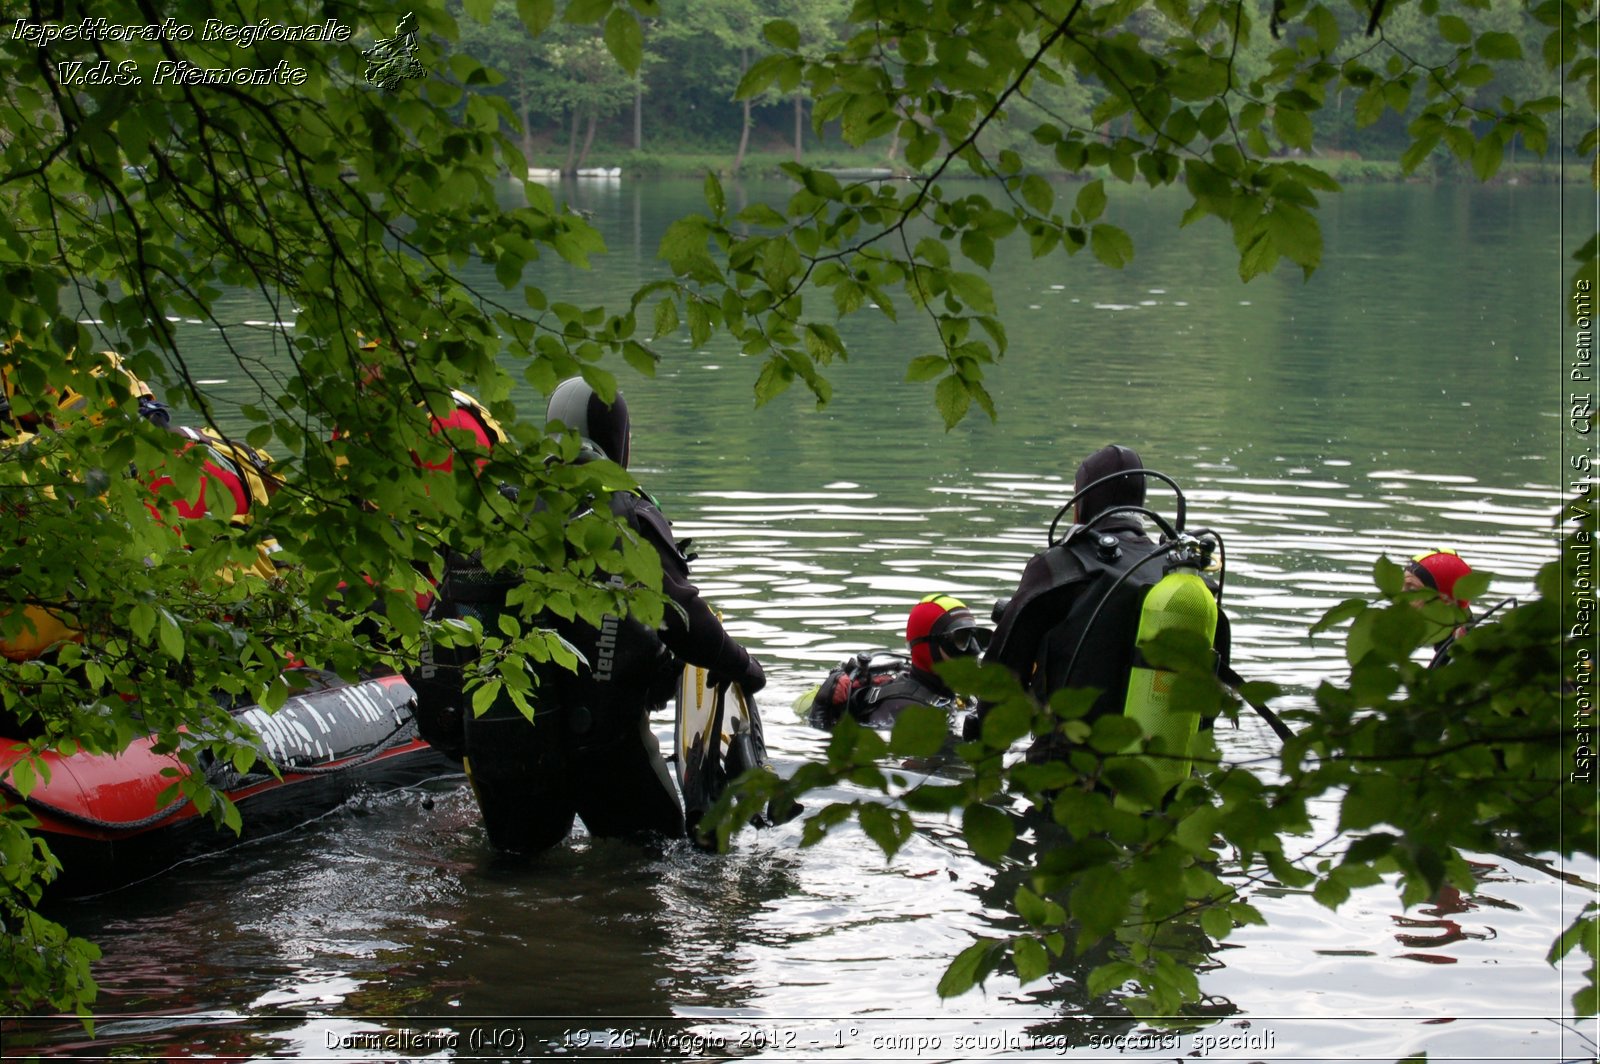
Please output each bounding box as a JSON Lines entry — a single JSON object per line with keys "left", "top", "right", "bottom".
{"left": 1405, "top": 549, "right": 1474, "bottom": 608}
{"left": 1073, "top": 443, "right": 1145, "bottom": 522}
{"left": 906, "top": 593, "right": 990, "bottom": 674}
{"left": 546, "top": 377, "right": 631, "bottom": 468}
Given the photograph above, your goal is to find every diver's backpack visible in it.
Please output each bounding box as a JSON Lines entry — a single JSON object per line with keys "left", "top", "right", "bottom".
{"left": 1013, "top": 528, "right": 1224, "bottom": 794}
{"left": 1029, "top": 530, "right": 1223, "bottom": 724}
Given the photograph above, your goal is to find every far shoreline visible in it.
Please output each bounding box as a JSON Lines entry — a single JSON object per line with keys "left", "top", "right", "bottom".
{"left": 517, "top": 150, "right": 1587, "bottom": 186}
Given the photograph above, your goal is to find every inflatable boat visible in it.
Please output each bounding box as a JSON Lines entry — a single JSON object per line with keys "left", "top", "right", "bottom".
{"left": 0, "top": 671, "right": 456, "bottom": 892}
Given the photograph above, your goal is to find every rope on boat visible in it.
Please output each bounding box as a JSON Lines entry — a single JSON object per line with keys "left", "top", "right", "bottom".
{"left": 0, "top": 777, "right": 196, "bottom": 833}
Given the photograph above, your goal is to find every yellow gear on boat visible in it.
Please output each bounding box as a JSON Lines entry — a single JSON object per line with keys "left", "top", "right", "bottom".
{"left": 1, "top": 346, "right": 157, "bottom": 431}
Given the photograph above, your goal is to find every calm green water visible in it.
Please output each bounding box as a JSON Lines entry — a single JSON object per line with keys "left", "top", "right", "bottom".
{"left": 15, "top": 179, "right": 1592, "bottom": 1061}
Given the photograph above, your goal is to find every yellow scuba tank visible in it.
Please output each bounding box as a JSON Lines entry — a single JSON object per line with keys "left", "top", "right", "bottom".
{"left": 1121, "top": 566, "right": 1218, "bottom": 797}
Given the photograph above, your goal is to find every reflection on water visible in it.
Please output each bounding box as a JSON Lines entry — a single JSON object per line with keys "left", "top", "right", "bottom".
{"left": 15, "top": 181, "right": 1589, "bottom": 1061}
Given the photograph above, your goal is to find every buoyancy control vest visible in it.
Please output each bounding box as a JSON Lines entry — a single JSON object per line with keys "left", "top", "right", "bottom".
{"left": 148, "top": 426, "right": 276, "bottom": 525}
{"left": 807, "top": 650, "right": 970, "bottom": 731}
{"left": 990, "top": 516, "right": 1229, "bottom": 750}
{"left": 1027, "top": 529, "right": 1182, "bottom": 714}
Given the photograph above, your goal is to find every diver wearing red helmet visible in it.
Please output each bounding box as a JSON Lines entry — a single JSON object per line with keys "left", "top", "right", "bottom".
{"left": 1403, "top": 548, "right": 1477, "bottom": 666}
{"left": 1404, "top": 549, "right": 1474, "bottom": 608}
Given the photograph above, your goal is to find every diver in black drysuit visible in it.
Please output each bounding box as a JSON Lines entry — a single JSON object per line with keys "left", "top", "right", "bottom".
{"left": 982, "top": 445, "right": 1233, "bottom": 754}
{"left": 410, "top": 379, "right": 765, "bottom": 852}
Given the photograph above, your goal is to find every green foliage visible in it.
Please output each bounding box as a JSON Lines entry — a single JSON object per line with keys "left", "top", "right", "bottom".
{"left": 1, "top": 0, "right": 1592, "bottom": 1026}
{"left": 715, "top": 508, "right": 1593, "bottom": 1018}
{"left": 645, "top": 0, "right": 1594, "bottom": 425}
{"left": 0, "top": 0, "right": 681, "bottom": 1014}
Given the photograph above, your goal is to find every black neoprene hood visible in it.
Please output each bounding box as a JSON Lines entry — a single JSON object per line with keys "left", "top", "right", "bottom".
{"left": 1074, "top": 443, "right": 1146, "bottom": 520}
{"left": 546, "top": 377, "right": 631, "bottom": 468}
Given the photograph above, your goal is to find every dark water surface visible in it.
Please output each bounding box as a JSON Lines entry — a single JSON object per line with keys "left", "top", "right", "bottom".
{"left": 7, "top": 179, "right": 1593, "bottom": 1061}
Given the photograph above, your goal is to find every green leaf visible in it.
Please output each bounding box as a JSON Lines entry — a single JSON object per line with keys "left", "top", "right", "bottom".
{"left": 517, "top": 0, "right": 557, "bottom": 36}
{"left": 1012, "top": 936, "right": 1049, "bottom": 982}
{"left": 129, "top": 602, "right": 156, "bottom": 643}
{"left": 1311, "top": 597, "right": 1369, "bottom": 636}
{"left": 859, "top": 803, "right": 910, "bottom": 858}
{"left": 157, "top": 609, "right": 184, "bottom": 663}
{"left": 1437, "top": 14, "right": 1472, "bottom": 43}
{"left": 1265, "top": 202, "right": 1322, "bottom": 274}
{"left": 1200, "top": 904, "right": 1233, "bottom": 940}
{"left": 563, "top": 0, "right": 613, "bottom": 24}
{"left": 1400, "top": 132, "right": 1442, "bottom": 174}
{"left": 1548, "top": 916, "right": 1595, "bottom": 963}
{"left": 935, "top": 374, "right": 971, "bottom": 429}
{"left": 1070, "top": 865, "right": 1129, "bottom": 940}
{"left": 603, "top": 9, "right": 644, "bottom": 74}
{"left": 1015, "top": 886, "right": 1067, "bottom": 928}
{"left": 1274, "top": 107, "right": 1314, "bottom": 151}
{"left": 1087, "top": 960, "right": 1141, "bottom": 997}
{"left": 905, "top": 355, "right": 948, "bottom": 382}
{"left": 471, "top": 678, "right": 503, "bottom": 715}
{"left": 960, "top": 230, "right": 995, "bottom": 270}
{"left": 736, "top": 54, "right": 793, "bottom": 100}
{"left": 763, "top": 19, "right": 800, "bottom": 50}
{"left": 1472, "top": 131, "right": 1506, "bottom": 182}
{"left": 1089, "top": 224, "right": 1134, "bottom": 269}
{"left": 962, "top": 803, "right": 1014, "bottom": 864}
{"left": 704, "top": 172, "right": 726, "bottom": 219}
{"left": 9, "top": 756, "right": 37, "bottom": 798}
{"left": 652, "top": 297, "right": 679, "bottom": 339}
{"left": 1374, "top": 554, "right": 1405, "bottom": 595}
{"left": 621, "top": 341, "right": 657, "bottom": 376}
{"left": 1453, "top": 570, "right": 1491, "bottom": 602}
{"left": 889, "top": 704, "right": 949, "bottom": 757}
{"left": 1308, "top": 4, "right": 1339, "bottom": 51}
{"left": 947, "top": 272, "right": 996, "bottom": 314}
{"left": 1475, "top": 31, "right": 1523, "bottom": 61}
{"left": 938, "top": 938, "right": 1001, "bottom": 998}
{"left": 1021, "top": 174, "right": 1054, "bottom": 214}
{"left": 900, "top": 783, "right": 969, "bottom": 813}
{"left": 1076, "top": 179, "right": 1107, "bottom": 223}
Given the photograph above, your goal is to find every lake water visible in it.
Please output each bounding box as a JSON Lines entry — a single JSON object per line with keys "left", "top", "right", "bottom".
{"left": 6, "top": 178, "right": 1594, "bottom": 1061}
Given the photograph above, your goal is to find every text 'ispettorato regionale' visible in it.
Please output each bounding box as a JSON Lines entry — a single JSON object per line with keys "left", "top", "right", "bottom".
{"left": 8, "top": 18, "right": 353, "bottom": 86}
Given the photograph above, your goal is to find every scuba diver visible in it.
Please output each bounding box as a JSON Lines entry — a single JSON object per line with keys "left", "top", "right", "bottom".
{"left": 987, "top": 445, "right": 1232, "bottom": 710}
{"left": 1405, "top": 549, "right": 1473, "bottom": 610}
{"left": 981, "top": 444, "right": 1240, "bottom": 776}
{"left": 804, "top": 593, "right": 987, "bottom": 732}
{"left": 410, "top": 377, "right": 767, "bottom": 852}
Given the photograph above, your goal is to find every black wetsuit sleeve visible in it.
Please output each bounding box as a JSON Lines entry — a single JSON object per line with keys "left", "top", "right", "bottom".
{"left": 622, "top": 493, "right": 753, "bottom": 676}
{"left": 984, "top": 552, "right": 1061, "bottom": 685}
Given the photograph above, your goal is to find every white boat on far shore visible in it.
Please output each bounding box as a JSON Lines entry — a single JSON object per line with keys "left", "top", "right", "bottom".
{"left": 527, "top": 166, "right": 622, "bottom": 180}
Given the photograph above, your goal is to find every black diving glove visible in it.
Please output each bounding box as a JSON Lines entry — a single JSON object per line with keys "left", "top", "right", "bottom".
{"left": 709, "top": 655, "right": 766, "bottom": 696}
